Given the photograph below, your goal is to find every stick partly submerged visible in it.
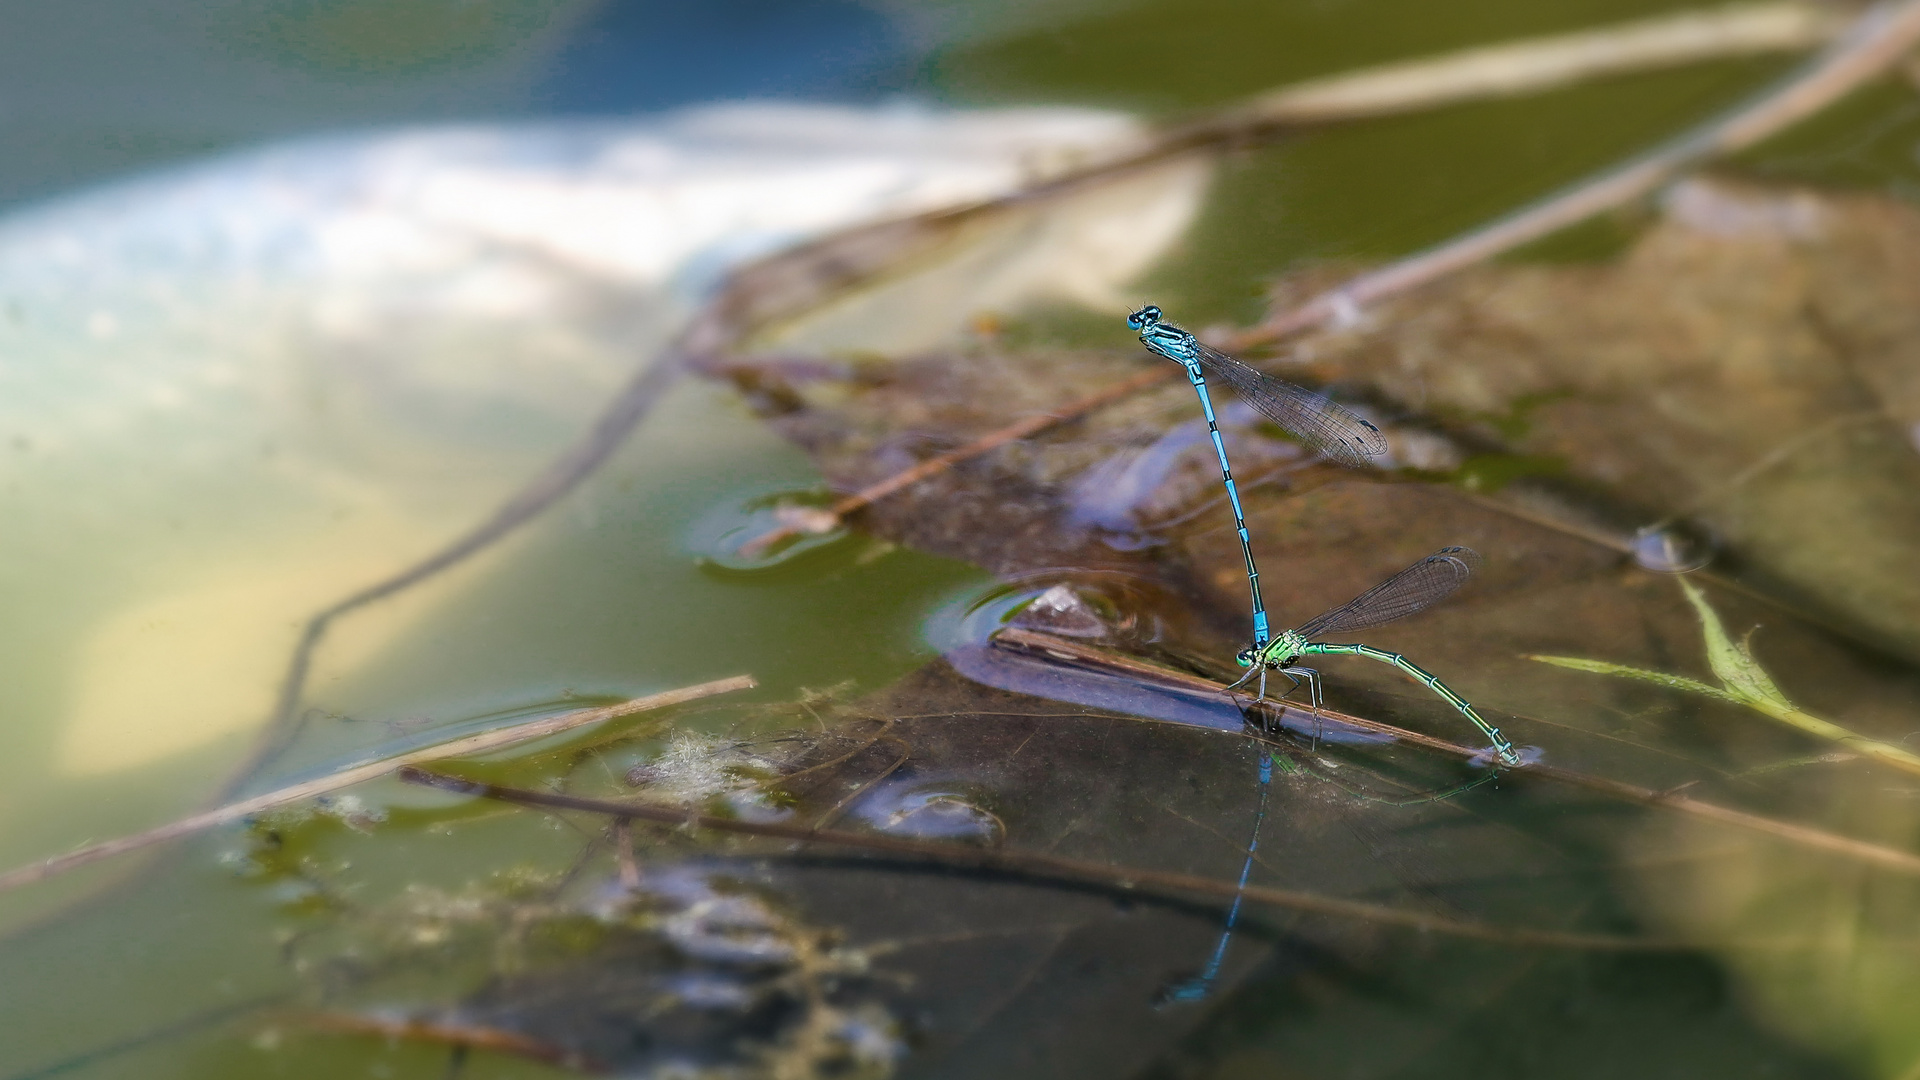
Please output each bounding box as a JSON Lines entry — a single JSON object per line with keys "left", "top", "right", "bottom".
{"left": 992, "top": 628, "right": 1920, "bottom": 876}
{"left": 399, "top": 766, "right": 1691, "bottom": 951}
{"left": 0, "top": 674, "right": 756, "bottom": 893}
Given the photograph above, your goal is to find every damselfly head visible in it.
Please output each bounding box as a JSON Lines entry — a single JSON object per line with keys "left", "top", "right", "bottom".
{"left": 1235, "top": 646, "right": 1256, "bottom": 668}
{"left": 1126, "top": 305, "right": 1162, "bottom": 331}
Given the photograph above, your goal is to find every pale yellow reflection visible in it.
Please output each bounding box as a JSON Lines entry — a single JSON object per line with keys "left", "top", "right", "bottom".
{"left": 57, "top": 517, "right": 452, "bottom": 775}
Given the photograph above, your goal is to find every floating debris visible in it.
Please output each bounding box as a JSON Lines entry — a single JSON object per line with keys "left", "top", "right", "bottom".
{"left": 288, "top": 865, "right": 904, "bottom": 1076}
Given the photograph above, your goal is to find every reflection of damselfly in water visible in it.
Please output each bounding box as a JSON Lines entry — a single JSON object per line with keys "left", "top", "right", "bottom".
{"left": 1158, "top": 550, "right": 1519, "bottom": 1004}
{"left": 1156, "top": 552, "right": 1519, "bottom": 1005}
{"left": 1233, "top": 547, "right": 1521, "bottom": 768}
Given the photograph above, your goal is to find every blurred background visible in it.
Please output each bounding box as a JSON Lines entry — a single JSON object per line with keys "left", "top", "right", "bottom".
{"left": 5, "top": 1, "right": 1920, "bottom": 1078}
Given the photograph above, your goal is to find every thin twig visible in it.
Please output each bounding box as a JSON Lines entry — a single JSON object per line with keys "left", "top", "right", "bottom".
{"left": 254, "top": 353, "right": 694, "bottom": 772}
{"left": 0, "top": 675, "right": 755, "bottom": 893}
{"left": 0, "top": 997, "right": 285, "bottom": 1080}
{"left": 767, "top": 715, "right": 899, "bottom": 786}
{"left": 1222, "top": 1, "right": 1841, "bottom": 127}
{"left": 993, "top": 626, "right": 1470, "bottom": 756}
{"left": 991, "top": 627, "right": 1920, "bottom": 876}
{"left": 399, "top": 767, "right": 1694, "bottom": 952}
{"left": 809, "top": 741, "right": 914, "bottom": 831}
{"left": 741, "top": 366, "right": 1172, "bottom": 555}
{"left": 1234, "top": 0, "right": 1920, "bottom": 348}
{"left": 1453, "top": 487, "right": 1887, "bottom": 652}
{"left": 1645, "top": 408, "right": 1885, "bottom": 530}
{"left": 289, "top": 1013, "right": 601, "bottom": 1072}
{"left": 737, "top": 0, "right": 1920, "bottom": 551}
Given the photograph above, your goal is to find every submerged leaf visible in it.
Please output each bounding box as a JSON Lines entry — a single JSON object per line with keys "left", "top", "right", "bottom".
{"left": 1530, "top": 577, "right": 1920, "bottom": 780}
{"left": 1283, "top": 178, "right": 1920, "bottom": 654}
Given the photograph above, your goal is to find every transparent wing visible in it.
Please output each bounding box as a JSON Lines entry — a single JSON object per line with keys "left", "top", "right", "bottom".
{"left": 1295, "top": 547, "right": 1482, "bottom": 640}
{"left": 1192, "top": 340, "right": 1386, "bottom": 468}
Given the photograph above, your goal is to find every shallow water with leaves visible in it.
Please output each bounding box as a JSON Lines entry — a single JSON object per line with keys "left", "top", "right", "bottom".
{"left": 8, "top": 2, "right": 1920, "bottom": 1079}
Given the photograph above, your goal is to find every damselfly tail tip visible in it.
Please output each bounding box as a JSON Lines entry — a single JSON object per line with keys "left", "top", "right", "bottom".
{"left": 1154, "top": 976, "right": 1212, "bottom": 1008}
{"left": 1487, "top": 742, "right": 1539, "bottom": 768}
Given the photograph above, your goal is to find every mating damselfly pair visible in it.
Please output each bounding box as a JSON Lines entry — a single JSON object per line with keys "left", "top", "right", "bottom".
{"left": 1129, "top": 304, "right": 1522, "bottom": 1004}
{"left": 1128, "top": 305, "right": 1519, "bottom": 768}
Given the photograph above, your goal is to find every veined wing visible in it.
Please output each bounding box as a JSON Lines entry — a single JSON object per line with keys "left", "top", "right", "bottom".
{"left": 1296, "top": 547, "right": 1481, "bottom": 639}
{"left": 1192, "top": 339, "right": 1385, "bottom": 468}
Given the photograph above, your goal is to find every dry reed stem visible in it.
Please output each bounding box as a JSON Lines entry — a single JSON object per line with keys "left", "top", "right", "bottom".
{"left": 1230, "top": 1, "right": 1840, "bottom": 125}
{"left": 741, "top": 366, "right": 1171, "bottom": 555}
{"left": 0, "top": 675, "right": 755, "bottom": 893}
{"left": 400, "top": 766, "right": 1691, "bottom": 952}
{"left": 289, "top": 1013, "right": 598, "bottom": 1071}
{"left": 992, "top": 627, "right": 1920, "bottom": 876}
{"left": 1233, "top": 0, "right": 1920, "bottom": 347}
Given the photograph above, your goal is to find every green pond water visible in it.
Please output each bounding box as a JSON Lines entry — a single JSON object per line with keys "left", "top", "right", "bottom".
{"left": 6, "top": 1, "right": 1920, "bottom": 1077}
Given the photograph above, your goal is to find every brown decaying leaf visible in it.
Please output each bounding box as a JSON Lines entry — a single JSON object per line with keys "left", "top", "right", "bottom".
{"left": 1293, "top": 179, "right": 1920, "bottom": 651}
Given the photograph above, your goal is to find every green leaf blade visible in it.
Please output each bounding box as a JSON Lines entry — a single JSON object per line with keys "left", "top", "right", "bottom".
{"left": 1525, "top": 654, "right": 1743, "bottom": 703}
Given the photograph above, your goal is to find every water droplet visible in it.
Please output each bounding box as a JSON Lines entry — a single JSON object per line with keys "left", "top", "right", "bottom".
{"left": 688, "top": 486, "right": 851, "bottom": 574}
{"left": 1010, "top": 584, "right": 1109, "bottom": 638}
{"left": 1632, "top": 523, "right": 1713, "bottom": 573}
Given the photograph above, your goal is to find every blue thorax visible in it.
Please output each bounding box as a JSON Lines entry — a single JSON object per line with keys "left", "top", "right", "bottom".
{"left": 1128, "top": 305, "right": 1203, "bottom": 369}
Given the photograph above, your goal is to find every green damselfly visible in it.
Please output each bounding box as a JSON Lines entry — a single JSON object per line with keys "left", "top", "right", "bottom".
{"left": 1232, "top": 547, "right": 1520, "bottom": 767}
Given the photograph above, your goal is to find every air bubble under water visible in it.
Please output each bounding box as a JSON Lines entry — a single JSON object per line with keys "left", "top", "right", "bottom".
{"left": 1632, "top": 523, "right": 1714, "bottom": 573}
